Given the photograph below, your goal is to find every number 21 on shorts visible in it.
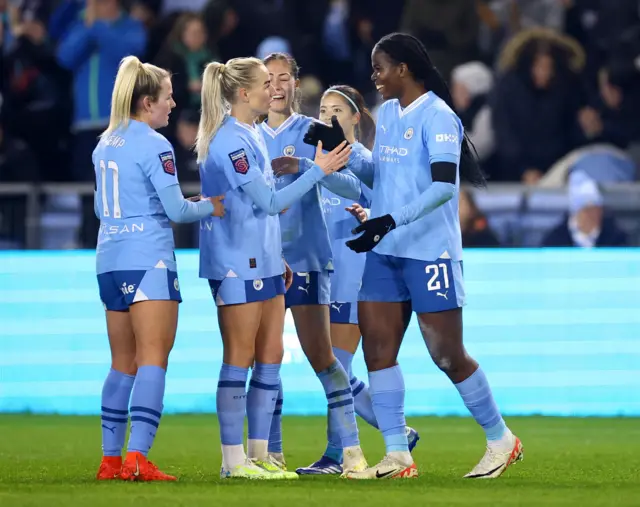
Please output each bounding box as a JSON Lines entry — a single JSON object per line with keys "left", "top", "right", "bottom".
{"left": 425, "top": 262, "right": 450, "bottom": 292}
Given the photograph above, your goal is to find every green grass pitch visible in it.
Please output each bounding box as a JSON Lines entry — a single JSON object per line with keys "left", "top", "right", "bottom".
{"left": 1, "top": 415, "right": 639, "bottom": 507}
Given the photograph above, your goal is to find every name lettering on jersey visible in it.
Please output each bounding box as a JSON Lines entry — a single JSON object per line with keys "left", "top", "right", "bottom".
{"left": 104, "top": 135, "right": 126, "bottom": 148}
{"left": 435, "top": 134, "right": 458, "bottom": 144}
{"left": 379, "top": 145, "right": 409, "bottom": 164}
{"left": 158, "top": 151, "right": 176, "bottom": 175}
{"left": 99, "top": 223, "right": 144, "bottom": 235}
{"left": 229, "top": 149, "right": 250, "bottom": 174}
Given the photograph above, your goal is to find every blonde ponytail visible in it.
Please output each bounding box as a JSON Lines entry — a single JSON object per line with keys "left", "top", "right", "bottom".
{"left": 195, "top": 57, "right": 266, "bottom": 163}
{"left": 102, "top": 56, "right": 170, "bottom": 137}
{"left": 196, "top": 62, "right": 227, "bottom": 163}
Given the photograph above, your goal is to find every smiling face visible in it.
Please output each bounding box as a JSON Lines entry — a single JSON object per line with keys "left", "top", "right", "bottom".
{"left": 371, "top": 47, "right": 404, "bottom": 101}
{"left": 266, "top": 58, "right": 298, "bottom": 115}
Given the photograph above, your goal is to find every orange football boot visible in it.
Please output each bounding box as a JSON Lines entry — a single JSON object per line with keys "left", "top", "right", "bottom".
{"left": 120, "top": 451, "right": 176, "bottom": 482}
{"left": 96, "top": 456, "right": 122, "bottom": 480}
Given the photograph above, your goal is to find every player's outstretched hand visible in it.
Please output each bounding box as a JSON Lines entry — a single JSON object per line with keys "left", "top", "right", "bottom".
{"left": 314, "top": 141, "right": 352, "bottom": 175}
{"left": 346, "top": 214, "right": 396, "bottom": 253}
{"left": 272, "top": 156, "right": 299, "bottom": 177}
{"left": 303, "top": 115, "right": 348, "bottom": 151}
{"left": 208, "top": 195, "right": 225, "bottom": 217}
{"left": 346, "top": 203, "right": 368, "bottom": 223}
{"left": 283, "top": 259, "right": 293, "bottom": 291}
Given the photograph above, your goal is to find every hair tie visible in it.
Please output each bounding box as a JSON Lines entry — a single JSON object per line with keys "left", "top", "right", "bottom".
{"left": 219, "top": 64, "right": 226, "bottom": 75}
{"left": 324, "top": 88, "right": 359, "bottom": 113}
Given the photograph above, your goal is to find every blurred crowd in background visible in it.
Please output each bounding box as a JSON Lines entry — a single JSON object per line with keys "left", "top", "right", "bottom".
{"left": 1, "top": 0, "right": 639, "bottom": 250}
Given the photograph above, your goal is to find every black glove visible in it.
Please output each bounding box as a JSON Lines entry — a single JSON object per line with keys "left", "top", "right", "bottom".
{"left": 346, "top": 214, "right": 396, "bottom": 253}
{"left": 303, "top": 115, "right": 348, "bottom": 151}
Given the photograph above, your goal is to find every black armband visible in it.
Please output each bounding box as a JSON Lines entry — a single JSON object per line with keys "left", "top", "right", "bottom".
{"left": 431, "top": 161, "right": 457, "bottom": 184}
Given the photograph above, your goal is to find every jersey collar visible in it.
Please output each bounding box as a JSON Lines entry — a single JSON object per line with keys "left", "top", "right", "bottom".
{"left": 260, "top": 113, "right": 300, "bottom": 138}
{"left": 231, "top": 116, "right": 259, "bottom": 135}
{"left": 397, "top": 93, "right": 430, "bottom": 118}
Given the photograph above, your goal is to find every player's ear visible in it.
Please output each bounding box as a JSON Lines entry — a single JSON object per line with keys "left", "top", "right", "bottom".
{"left": 238, "top": 87, "right": 249, "bottom": 103}
{"left": 352, "top": 111, "right": 361, "bottom": 127}
{"left": 141, "top": 95, "right": 153, "bottom": 113}
{"left": 398, "top": 63, "right": 408, "bottom": 79}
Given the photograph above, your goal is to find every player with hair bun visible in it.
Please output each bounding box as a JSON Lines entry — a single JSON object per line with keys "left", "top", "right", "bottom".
{"left": 260, "top": 53, "right": 369, "bottom": 478}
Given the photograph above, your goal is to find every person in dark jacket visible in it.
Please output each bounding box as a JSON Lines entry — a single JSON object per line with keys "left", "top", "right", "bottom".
{"left": 3, "top": 2, "right": 72, "bottom": 181}
{"left": 491, "top": 28, "right": 586, "bottom": 183}
{"left": 154, "top": 12, "right": 215, "bottom": 143}
{"left": 459, "top": 189, "right": 501, "bottom": 248}
{"left": 542, "top": 171, "right": 628, "bottom": 248}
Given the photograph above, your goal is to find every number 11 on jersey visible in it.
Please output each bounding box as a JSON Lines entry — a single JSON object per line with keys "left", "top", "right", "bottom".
{"left": 100, "top": 159, "right": 121, "bottom": 218}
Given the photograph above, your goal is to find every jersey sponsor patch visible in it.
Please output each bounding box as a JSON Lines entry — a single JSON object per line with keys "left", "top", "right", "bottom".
{"left": 229, "top": 149, "right": 250, "bottom": 174}
{"left": 159, "top": 151, "right": 175, "bottom": 175}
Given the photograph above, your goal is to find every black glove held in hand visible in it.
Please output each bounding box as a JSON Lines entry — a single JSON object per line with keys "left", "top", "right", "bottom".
{"left": 303, "top": 116, "right": 348, "bottom": 151}
{"left": 346, "top": 214, "right": 396, "bottom": 253}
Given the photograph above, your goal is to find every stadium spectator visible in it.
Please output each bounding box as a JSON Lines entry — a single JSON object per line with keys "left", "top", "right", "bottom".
{"left": 542, "top": 171, "right": 629, "bottom": 247}
{"left": 399, "top": 0, "right": 479, "bottom": 80}
{"left": 490, "top": 28, "right": 585, "bottom": 183}
{"left": 2, "top": 1, "right": 71, "bottom": 181}
{"left": 155, "top": 12, "right": 215, "bottom": 140}
{"left": 129, "top": 0, "right": 165, "bottom": 62}
{"left": 459, "top": 189, "right": 501, "bottom": 248}
{"left": 56, "top": 0, "right": 146, "bottom": 182}
{"left": 451, "top": 61, "right": 496, "bottom": 173}
{"left": 55, "top": 0, "right": 146, "bottom": 246}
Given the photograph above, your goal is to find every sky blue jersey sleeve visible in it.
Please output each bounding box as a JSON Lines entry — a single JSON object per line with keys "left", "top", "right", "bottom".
{"left": 320, "top": 168, "right": 361, "bottom": 200}
{"left": 347, "top": 148, "right": 374, "bottom": 189}
{"left": 241, "top": 164, "right": 326, "bottom": 215}
{"left": 220, "top": 142, "right": 263, "bottom": 190}
{"left": 390, "top": 110, "right": 460, "bottom": 226}
{"left": 157, "top": 184, "right": 214, "bottom": 223}
{"left": 425, "top": 109, "right": 462, "bottom": 165}
{"left": 140, "top": 135, "right": 181, "bottom": 192}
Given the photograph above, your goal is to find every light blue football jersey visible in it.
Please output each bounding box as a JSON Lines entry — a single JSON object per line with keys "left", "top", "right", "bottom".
{"left": 199, "top": 116, "right": 284, "bottom": 281}
{"left": 355, "top": 92, "right": 463, "bottom": 262}
{"left": 259, "top": 114, "right": 334, "bottom": 273}
{"left": 322, "top": 142, "right": 372, "bottom": 302}
{"left": 93, "top": 120, "right": 181, "bottom": 274}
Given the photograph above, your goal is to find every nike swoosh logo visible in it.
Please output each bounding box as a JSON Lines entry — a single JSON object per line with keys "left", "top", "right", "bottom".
{"left": 134, "top": 457, "right": 140, "bottom": 477}
{"left": 375, "top": 469, "right": 396, "bottom": 478}
{"left": 467, "top": 464, "right": 503, "bottom": 478}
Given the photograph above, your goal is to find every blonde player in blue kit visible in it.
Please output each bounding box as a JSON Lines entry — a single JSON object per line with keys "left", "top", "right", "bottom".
{"left": 296, "top": 85, "right": 419, "bottom": 475}
{"left": 94, "top": 56, "right": 224, "bottom": 482}
{"left": 194, "top": 57, "right": 363, "bottom": 479}
{"left": 310, "top": 33, "right": 524, "bottom": 480}
{"left": 259, "top": 53, "right": 368, "bottom": 476}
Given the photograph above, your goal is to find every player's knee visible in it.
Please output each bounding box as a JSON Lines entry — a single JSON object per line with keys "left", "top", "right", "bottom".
{"left": 429, "top": 345, "right": 468, "bottom": 376}
{"left": 362, "top": 336, "right": 397, "bottom": 371}
{"left": 224, "top": 344, "right": 256, "bottom": 369}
